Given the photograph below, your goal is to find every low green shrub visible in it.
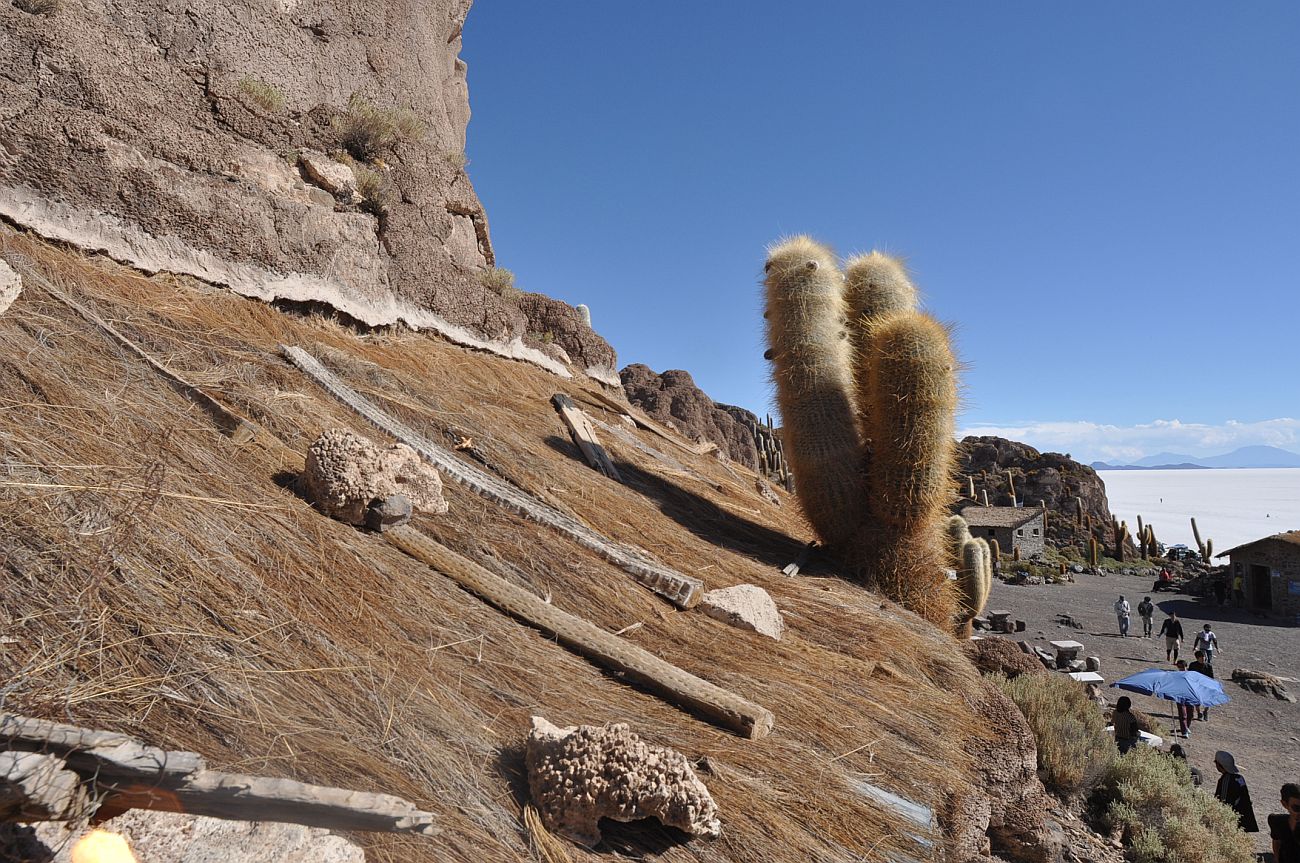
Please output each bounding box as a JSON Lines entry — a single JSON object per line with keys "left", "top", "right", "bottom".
{"left": 353, "top": 165, "right": 390, "bottom": 216}
{"left": 1091, "top": 746, "right": 1254, "bottom": 863}
{"left": 995, "top": 671, "right": 1115, "bottom": 797}
{"left": 479, "top": 267, "right": 520, "bottom": 302}
{"left": 339, "top": 95, "right": 425, "bottom": 162}
{"left": 238, "top": 78, "right": 285, "bottom": 114}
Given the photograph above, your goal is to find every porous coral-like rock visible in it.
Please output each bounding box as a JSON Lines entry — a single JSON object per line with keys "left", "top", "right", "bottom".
{"left": 525, "top": 716, "right": 721, "bottom": 847}
{"left": 304, "top": 429, "right": 447, "bottom": 526}
{"left": 0, "top": 258, "right": 20, "bottom": 315}
{"left": 962, "top": 637, "right": 1045, "bottom": 680}
{"left": 700, "top": 584, "right": 784, "bottom": 641}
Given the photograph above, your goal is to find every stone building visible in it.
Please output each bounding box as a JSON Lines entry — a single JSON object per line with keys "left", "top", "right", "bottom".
{"left": 960, "top": 506, "right": 1046, "bottom": 558}
{"left": 1217, "top": 531, "right": 1300, "bottom": 621}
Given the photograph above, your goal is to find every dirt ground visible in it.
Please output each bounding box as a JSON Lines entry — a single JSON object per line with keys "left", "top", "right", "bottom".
{"left": 989, "top": 570, "right": 1300, "bottom": 855}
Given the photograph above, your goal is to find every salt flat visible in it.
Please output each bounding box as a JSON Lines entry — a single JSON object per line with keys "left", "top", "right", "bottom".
{"left": 1099, "top": 468, "right": 1300, "bottom": 553}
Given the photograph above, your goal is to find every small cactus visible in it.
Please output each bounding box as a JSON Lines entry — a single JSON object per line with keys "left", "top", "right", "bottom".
{"left": 948, "top": 516, "right": 991, "bottom": 638}
{"left": 1088, "top": 537, "right": 1099, "bottom": 567}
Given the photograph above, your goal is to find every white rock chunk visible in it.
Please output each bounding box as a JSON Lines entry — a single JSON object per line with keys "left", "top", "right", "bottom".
{"left": 699, "top": 584, "right": 784, "bottom": 640}
{"left": 298, "top": 149, "right": 363, "bottom": 204}
{"left": 0, "top": 257, "right": 21, "bottom": 315}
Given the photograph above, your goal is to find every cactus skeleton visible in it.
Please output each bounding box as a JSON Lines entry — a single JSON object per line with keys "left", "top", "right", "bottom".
{"left": 765, "top": 237, "right": 958, "bottom": 628}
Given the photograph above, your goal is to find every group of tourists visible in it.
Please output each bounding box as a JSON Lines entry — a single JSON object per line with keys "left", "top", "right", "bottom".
{"left": 1111, "top": 702, "right": 1300, "bottom": 859}
{"left": 1113, "top": 599, "right": 1220, "bottom": 663}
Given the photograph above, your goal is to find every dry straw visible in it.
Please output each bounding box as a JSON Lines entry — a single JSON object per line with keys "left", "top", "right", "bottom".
{"left": 0, "top": 229, "right": 998, "bottom": 862}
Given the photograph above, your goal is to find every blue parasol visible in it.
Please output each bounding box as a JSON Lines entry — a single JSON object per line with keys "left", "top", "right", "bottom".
{"left": 1111, "top": 669, "right": 1230, "bottom": 706}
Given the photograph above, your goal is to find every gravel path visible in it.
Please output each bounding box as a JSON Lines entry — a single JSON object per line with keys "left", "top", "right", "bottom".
{"left": 989, "top": 569, "right": 1300, "bottom": 854}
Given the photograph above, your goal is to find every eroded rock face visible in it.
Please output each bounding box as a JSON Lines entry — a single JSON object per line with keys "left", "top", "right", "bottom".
{"left": 700, "top": 584, "right": 784, "bottom": 640}
{"left": 525, "top": 716, "right": 721, "bottom": 847}
{"left": 516, "top": 293, "right": 619, "bottom": 384}
{"left": 0, "top": 258, "right": 20, "bottom": 315}
{"left": 947, "top": 683, "right": 1063, "bottom": 863}
{"left": 620, "top": 364, "right": 759, "bottom": 468}
{"left": 304, "top": 429, "right": 447, "bottom": 526}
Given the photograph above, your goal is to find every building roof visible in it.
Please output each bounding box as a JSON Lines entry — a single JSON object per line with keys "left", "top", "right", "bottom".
{"left": 959, "top": 505, "right": 1043, "bottom": 530}
{"left": 1216, "top": 530, "right": 1300, "bottom": 558}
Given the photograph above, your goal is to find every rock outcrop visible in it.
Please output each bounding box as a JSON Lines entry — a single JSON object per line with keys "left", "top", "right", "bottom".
{"left": 962, "top": 637, "right": 1046, "bottom": 680}
{"left": 516, "top": 293, "right": 619, "bottom": 385}
{"left": 525, "top": 716, "right": 721, "bottom": 847}
{"left": 304, "top": 429, "right": 448, "bottom": 526}
{"left": 620, "top": 364, "right": 759, "bottom": 468}
{"left": 956, "top": 436, "right": 1124, "bottom": 552}
{"left": 0, "top": 0, "right": 598, "bottom": 379}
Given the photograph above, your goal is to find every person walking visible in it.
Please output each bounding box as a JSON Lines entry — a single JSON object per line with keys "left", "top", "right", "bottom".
{"left": 1137, "top": 596, "right": 1155, "bottom": 638}
{"left": 1193, "top": 623, "right": 1220, "bottom": 665}
{"left": 1233, "top": 572, "right": 1246, "bottom": 608}
{"left": 1174, "top": 659, "right": 1193, "bottom": 737}
{"left": 1114, "top": 595, "right": 1131, "bottom": 637}
{"left": 1214, "top": 751, "right": 1259, "bottom": 833}
{"left": 1271, "top": 783, "right": 1300, "bottom": 863}
{"left": 1188, "top": 650, "right": 1216, "bottom": 721}
{"left": 1158, "top": 611, "right": 1184, "bottom": 661}
{"left": 1112, "top": 696, "right": 1141, "bottom": 754}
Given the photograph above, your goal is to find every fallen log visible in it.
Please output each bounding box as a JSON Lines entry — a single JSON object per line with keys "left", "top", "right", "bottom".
{"left": 282, "top": 345, "right": 703, "bottom": 608}
{"left": 0, "top": 714, "right": 438, "bottom": 835}
{"left": 551, "top": 393, "right": 622, "bottom": 481}
{"left": 386, "top": 525, "right": 775, "bottom": 740}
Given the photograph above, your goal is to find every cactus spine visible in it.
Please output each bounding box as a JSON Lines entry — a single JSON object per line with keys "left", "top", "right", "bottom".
{"left": 765, "top": 239, "right": 959, "bottom": 628}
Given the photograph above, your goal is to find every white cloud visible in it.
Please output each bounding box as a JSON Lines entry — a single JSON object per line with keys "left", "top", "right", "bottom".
{"left": 958, "top": 417, "right": 1300, "bottom": 464}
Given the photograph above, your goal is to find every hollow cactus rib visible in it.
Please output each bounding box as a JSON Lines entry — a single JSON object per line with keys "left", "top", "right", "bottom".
{"left": 762, "top": 237, "right": 865, "bottom": 547}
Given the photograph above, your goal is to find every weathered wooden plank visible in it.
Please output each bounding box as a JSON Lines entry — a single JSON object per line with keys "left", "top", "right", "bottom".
{"left": 0, "top": 715, "right": 438, "bottom": 835}
{"left": 386, "top": 526, "right": 774, "bottom": 740}
{"left": 551, "top": 393, "right": 622, "bottom": 481}
{"left": 281, "top": 345, "right": 703, "bottom": 608}
{"left": 581, "top": 389, "right": 717, "bottom": 456}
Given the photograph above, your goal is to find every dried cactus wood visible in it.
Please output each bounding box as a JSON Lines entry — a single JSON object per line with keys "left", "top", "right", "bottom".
{"left": 763, "top": 237, "right": 866, "bottom": 547}
{"left": 764, "top": 239, "right": 959, "bottom": 627}
{"left": 282, "top": 345, "right": 703, "bottom": 608}
{"left": 0, "top": 714, "right": 438, "bottom": 835}
{"left": 386, "top": 525, "right": 774, "bottom": 739}
{"left": 525, "top": 716, "right": 721, "bottom": 847}
{"left": 550, "top": 393, "right": 622, "bottom": 481}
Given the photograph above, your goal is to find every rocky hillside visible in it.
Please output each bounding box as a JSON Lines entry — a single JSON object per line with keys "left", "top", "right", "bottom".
{"left": 956, "top": 435, "right": 1125, "bottom": 552}
{"left": 619, "top": 364, "right": 760, "bottom": 468}
{"left": 0, "top": 0, "right": 616, "bottom": 382}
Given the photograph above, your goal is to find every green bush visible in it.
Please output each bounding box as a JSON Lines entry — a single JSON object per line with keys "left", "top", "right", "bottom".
{"left": 1091, "top": 747, "right": 1254, "bottom": 863}
{"left": 339, "top": 95, "right": 425, "bottom": 162}
{"left": 479, "top": 267, "right": 520, "bottom": 302}
{"left": 238, "top": 78, "right": 285, "bottom": 114}
{"left": 995, "top": 671, "right": 1115, "bottom": 797}
{"left": 353, "top": 165, "right": 390, "bottom": 216}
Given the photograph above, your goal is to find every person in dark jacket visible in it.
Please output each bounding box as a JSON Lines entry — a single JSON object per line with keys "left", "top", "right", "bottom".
{"left": 1214, "top": 751, "right": 1259, "bottom": 833}
{"left": 1188, "top": 650, "right": 1216, "bottom": 721}
{"left": 1137, "top": 596, "right": 1155, "bottom": 637}
{"left": 1112, "top": 696, "right": 1141, "bottom": 754}
{"left": 1271, "top": 783, "right": 1300, "bottom": 863}
{"left": 1158, "top": 611, "right": 1184, "bottom": 661}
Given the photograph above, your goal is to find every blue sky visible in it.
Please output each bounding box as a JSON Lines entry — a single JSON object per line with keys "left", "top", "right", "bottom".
{"left": 462, "top": 4, "right": 1300, "bottom": 464}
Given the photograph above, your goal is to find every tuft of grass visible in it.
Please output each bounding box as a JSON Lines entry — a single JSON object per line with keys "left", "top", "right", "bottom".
{"left": 352, "top": 164, "right": 391, "bottom": 216}
{"left": 1090, "top": 747, "right": 1255, "bottom": 863}
{"left": 338, "top": 95, "right": 425, "bottom": 162}
{"left": 995, "top": 671, "right": 1115, "bottom": 798}
{"left": 479, "top": 267, "right": 520, "bottom": 302}
{"left": 238, "top": 77, "right": 285, "bottom": 114}
{"left": 443, "top": 152, "right": 468, "bottom": 171}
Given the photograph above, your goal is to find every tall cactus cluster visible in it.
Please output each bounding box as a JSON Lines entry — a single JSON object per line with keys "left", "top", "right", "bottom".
{"left": 764, "top": 237, "right": 980, "bottom": 630}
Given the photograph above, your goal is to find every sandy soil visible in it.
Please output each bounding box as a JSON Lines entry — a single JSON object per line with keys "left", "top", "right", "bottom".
{"left": 989, "top": 570, "right": 1300, "bottom": 854}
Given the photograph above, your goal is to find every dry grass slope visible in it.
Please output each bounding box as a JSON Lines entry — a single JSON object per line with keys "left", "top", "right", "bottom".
{"left": 0, "top": 228, "right": 1002, "bottom": 861}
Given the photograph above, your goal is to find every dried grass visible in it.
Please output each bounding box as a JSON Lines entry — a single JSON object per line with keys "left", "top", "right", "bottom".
{"left": 0, "top": 228, "right": 1002, "bottom": 862}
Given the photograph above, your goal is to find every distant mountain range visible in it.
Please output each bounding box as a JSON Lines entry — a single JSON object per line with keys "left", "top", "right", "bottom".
{"left": 1092, "top": 445, "right": 1300, "bottom": 471}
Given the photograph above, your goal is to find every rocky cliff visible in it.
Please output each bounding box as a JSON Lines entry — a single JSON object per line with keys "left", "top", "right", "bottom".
{"left": 619, "top": 364, "right": 759, "bottom": 468}
{"left": 956, "top": 435, "right": 1124, "bottom": 552}
{"left": 0, "top": 0, "right": 616, "bottom": 381}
